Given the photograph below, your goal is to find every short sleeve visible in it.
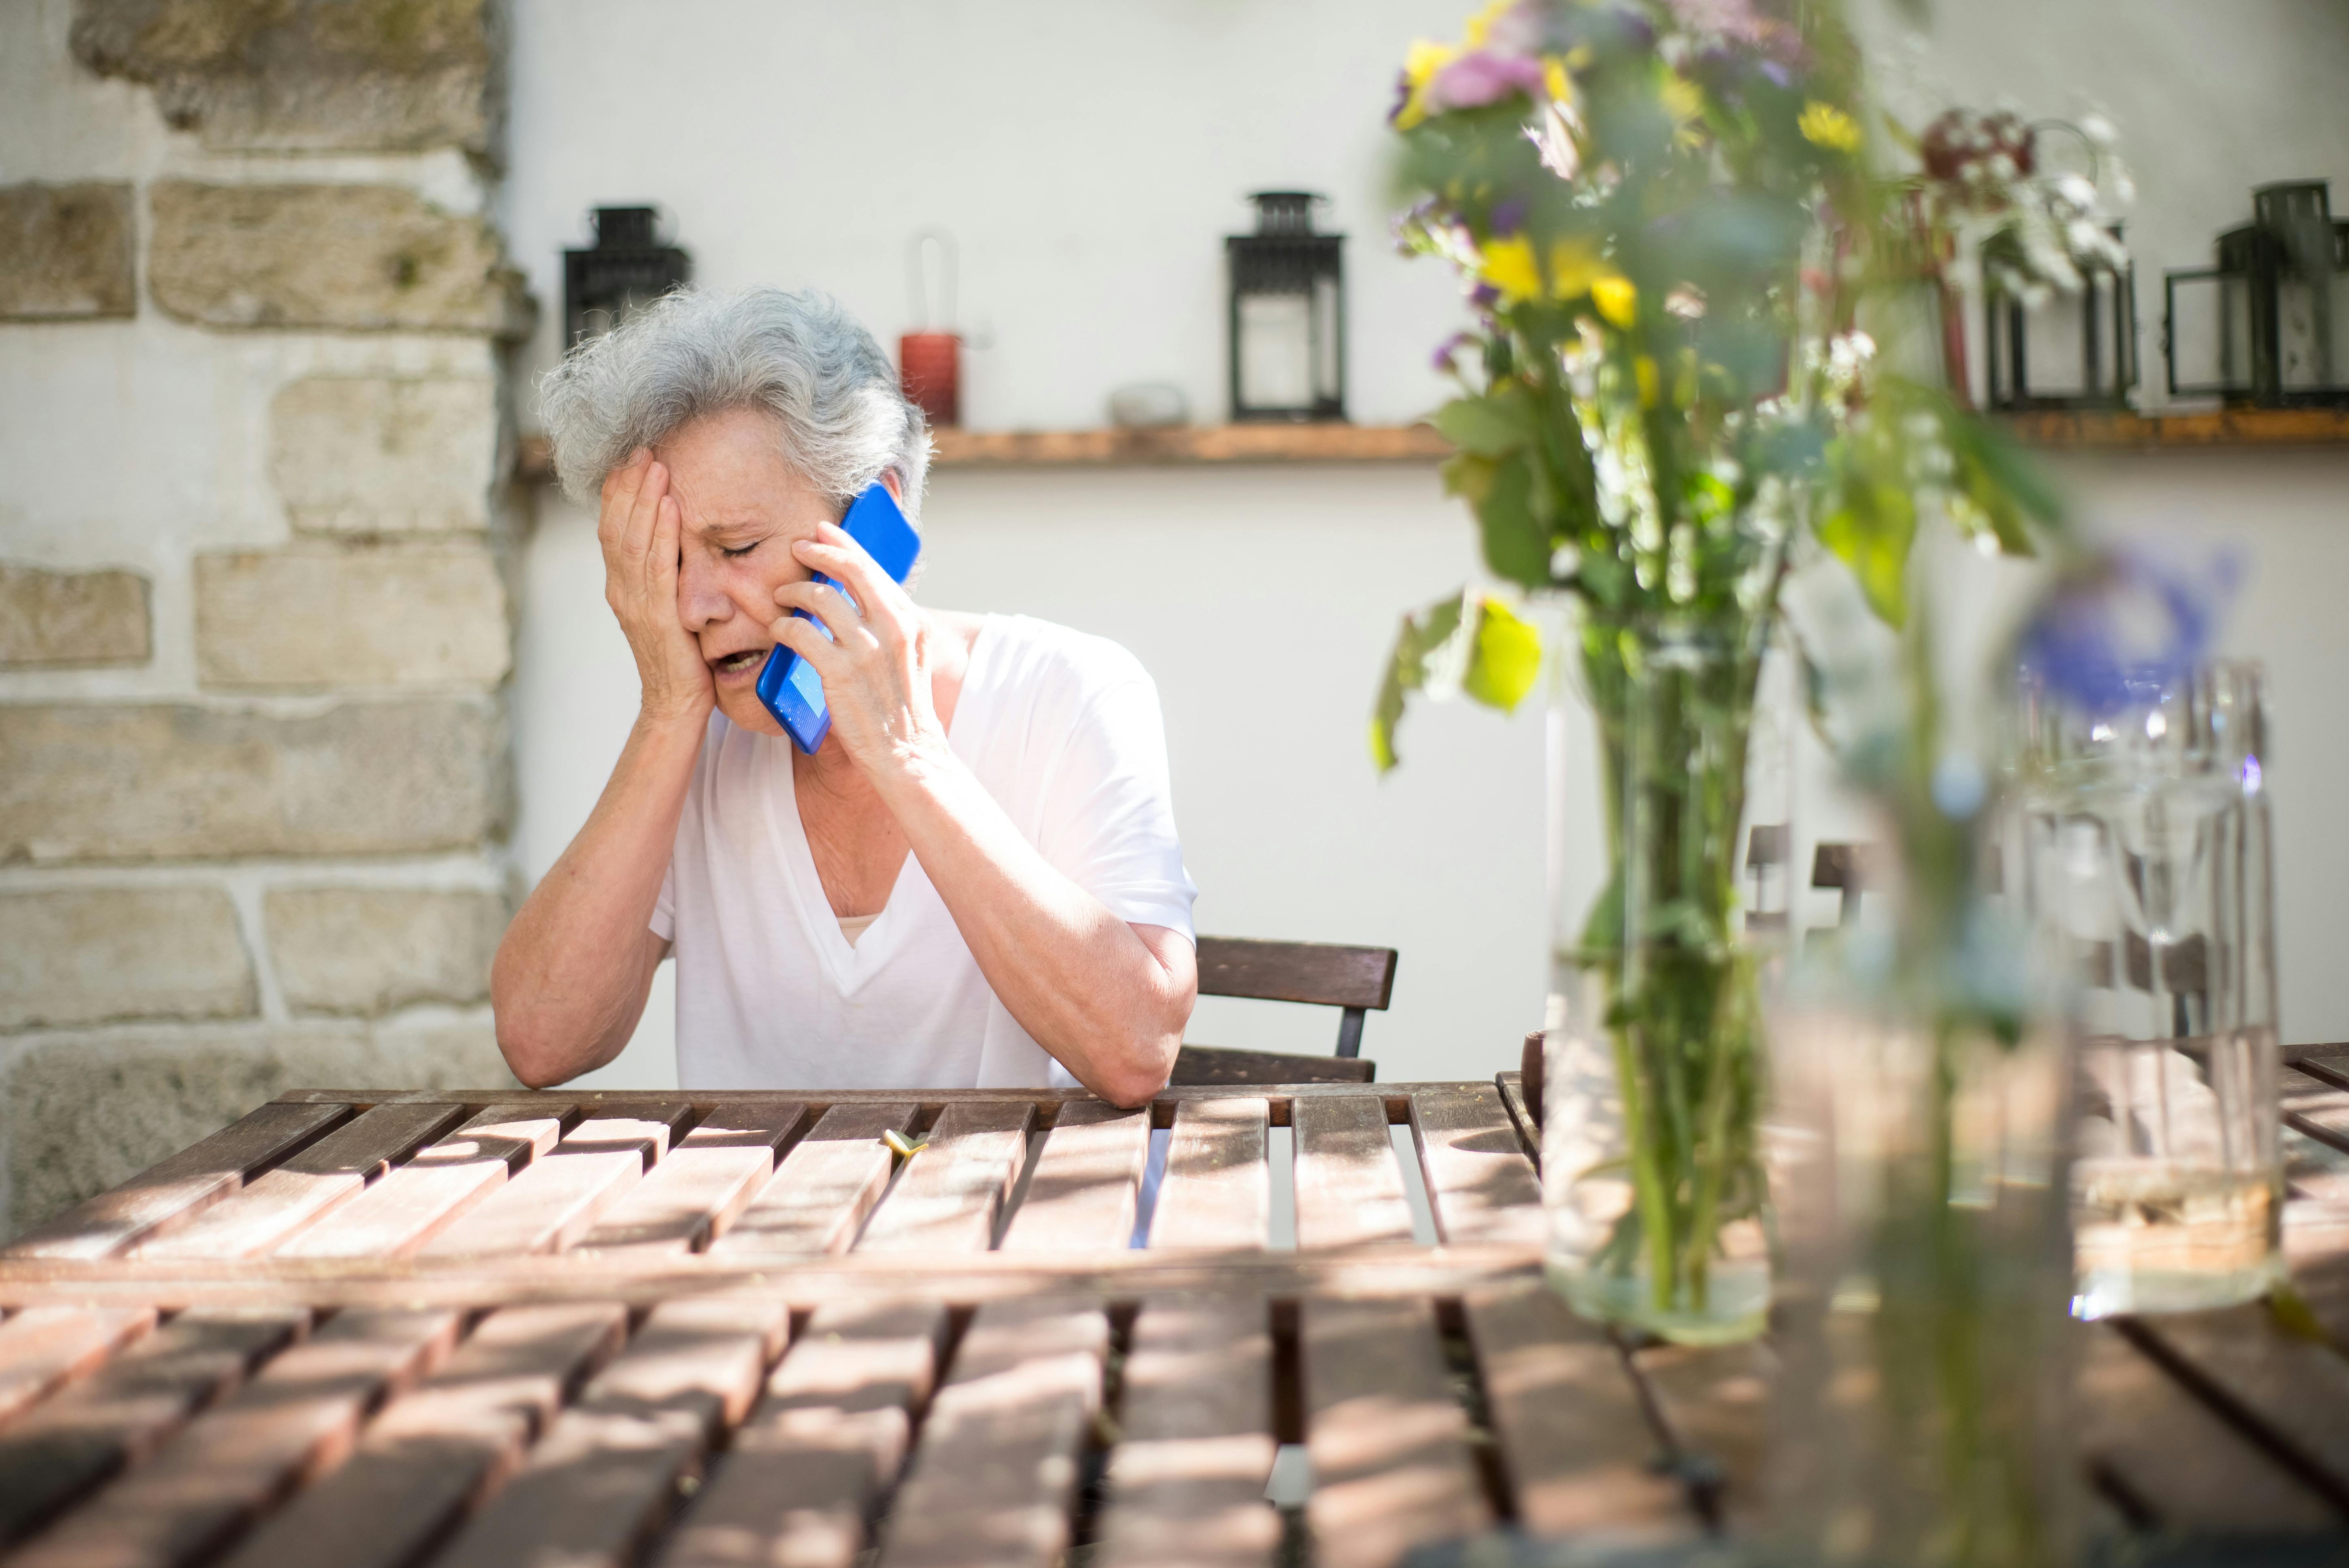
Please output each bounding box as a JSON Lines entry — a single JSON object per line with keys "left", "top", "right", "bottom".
{"left": 650, "top": 856, "right": 678, "bottom": 942}
{"left": 1035, "top": 662, "right": 1198, "bottom": 940}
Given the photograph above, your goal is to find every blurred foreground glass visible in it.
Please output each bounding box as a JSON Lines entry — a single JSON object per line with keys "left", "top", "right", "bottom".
{"left": 1542, "top": 611, "right": 1794, "bottom": 1345}
{"left": 2017, "top": 661, "right": 2282, "bottom": 1316}
{"left": 1768, "top": 974, "right": 2079, "bottom": 1568}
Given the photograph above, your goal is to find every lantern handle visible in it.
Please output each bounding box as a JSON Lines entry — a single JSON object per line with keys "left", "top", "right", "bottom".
{"left": 907, "top": 228, "right": 958, "bottom": 333}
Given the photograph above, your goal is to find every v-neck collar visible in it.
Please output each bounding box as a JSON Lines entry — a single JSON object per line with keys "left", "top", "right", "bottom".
{"left": 759, "top": 614, "right": 1002, "bottom": 993}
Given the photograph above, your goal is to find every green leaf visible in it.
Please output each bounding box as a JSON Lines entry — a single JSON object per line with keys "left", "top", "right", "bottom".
{"left": 1815, "top": 480, "right": 1916, "bottom": 628}
{"left": 1462, "top": 596, "right": 1544, "bottom": 712}
{"left": 1475, "top": 452, "right": 1553, "bottom": 589}
{"left": 1369, "top": 590, "right": 1467, "bottom": 772}
{"left": 1433, "top": 391, "right": 1536, "bottom": 457}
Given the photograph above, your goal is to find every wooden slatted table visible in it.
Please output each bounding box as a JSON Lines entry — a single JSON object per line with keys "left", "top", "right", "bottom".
{"left": 5, "top": 1068, "right": 2349, "bottom": 1566}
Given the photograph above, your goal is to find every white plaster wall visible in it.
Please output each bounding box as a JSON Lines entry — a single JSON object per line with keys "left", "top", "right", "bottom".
{"left": 503, "top": 0, "right": 2349, "bottom": 1091}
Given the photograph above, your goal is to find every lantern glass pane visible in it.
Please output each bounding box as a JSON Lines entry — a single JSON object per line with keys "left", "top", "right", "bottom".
{"left": 2027, "top": 290, "right": 2091, "bottom": 399}
{"left": 2275, "top": 274, "right": 2343, "bottom": 391}
{"left": 1313, "top": 275, "right": 1342, "bottom": 403}
{"left": 1239, "top": 291, "right": 1314, "bottom": 410}
{"left": 2165, "top": 272, "right": 2246, "bottom": 398}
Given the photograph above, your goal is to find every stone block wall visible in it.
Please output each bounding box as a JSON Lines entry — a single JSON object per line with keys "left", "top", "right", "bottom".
{"left": 0, "top": 0, "right": 532, "bottom": 1238}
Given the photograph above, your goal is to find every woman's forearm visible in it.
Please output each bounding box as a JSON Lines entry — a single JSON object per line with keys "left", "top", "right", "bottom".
{"left": 876, "top": 740, "right": 1194, "bottom": 1106}
{"left": 491, "top": 713, "right": 704, "bottom": 1085}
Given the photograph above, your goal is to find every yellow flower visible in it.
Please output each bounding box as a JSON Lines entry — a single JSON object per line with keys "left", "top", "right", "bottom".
{"left": 1660, "top": 74, "right": 1705, "bottom": 127}
{"left": 1461, "top": 0, "right": 1514, "bottom": 48}
{"left": 1478, "top": 236, "right": 1543, "bottom": 303}
{"left": 1541, "top": 55, "right": 1574, "bottom": 105}
{"left": 1799, "top": 100, "right": 1863, "bottom": 152}
{"left": 1393, "top": 39, "right": 1456, "bottom": 130}
{"left": 1635, "top": 355, "right": 1660, "bottom": 408}
{"left": 1591, "top": 275, "right": 1638, "bottom": 328}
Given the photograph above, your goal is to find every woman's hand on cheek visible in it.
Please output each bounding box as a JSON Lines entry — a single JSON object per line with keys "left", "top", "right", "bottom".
{"left": 769, "top": 525, "right": 945, "bottom": 774}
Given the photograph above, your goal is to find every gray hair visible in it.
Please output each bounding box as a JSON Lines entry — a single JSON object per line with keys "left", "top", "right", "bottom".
{"left": 538, "top": 285, "right": 931, "bottom": 520}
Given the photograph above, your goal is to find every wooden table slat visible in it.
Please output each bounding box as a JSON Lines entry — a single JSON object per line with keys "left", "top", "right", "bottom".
{"left": 275, "top": 1103, "right": 577, "bottom": 1261}
{"left": 1302, "top": 1295, "right": 1491, "bottom": 1568}
{"left": 1096, "top": 1297, "right": 1281, "bottom": 1568}
{"left": 1148, "top": 1098, "right": 1270, "bottom": 1250}
{"left": 133, "top": 1103, "right": 472, "bottom": 1261}
{"left": 855, "top": 1099, "right": 1037, "bottom": 1255}
{"left": 2118, "top": 1305, "right": 2349, "bottom": 1513}
{"left": 215, "top": 1304, "right": 629, "bottom": 1568}
{"left": 0, "top": 1308, "right": 306, "bottom": 1549}
{"left": 576, "top": 1101, "right": 810, "bottom": 1256}
{"left": 0, "top": 1304, "right": 159, "bottom": 1429}
{"left": 1495, "top": 1074, "right": 1541, "bottom": 1175}
{"left": 655, "top": 1299, "right": 952, "bottom": 1568}
{"left": 877, "top": 1298, "right": 1108, "bottom": 1568}
{"left": 1461, "top": 1285, "right": 1688, "bottom": 1539}
{"left": 1292, "top": 1096, "right": 1415, "bottom": 1250}
{"left": 1410, "top": 1087, "right": 1545, "bottom": 1246}
{"left": 999, "top": 1102, "right": 1151, "bottom": 1253}
{"left": 8, "top": 1308, "right": 459, "bottom": 1568}
{"left": 416, "top": 1105, "right": 695, "bottom": 1260}
{"left": 4, "top": 1103, "right": 354, "bottom": 1260}
{"left": 433, "top": 1297, "right": 790, "bottom": 1568}
{"left": 2079, "top": 1319, "right": 2341, "bottom": 1532}
{"left": 711, "top": 1102, "right": 918, "bottom": 1258}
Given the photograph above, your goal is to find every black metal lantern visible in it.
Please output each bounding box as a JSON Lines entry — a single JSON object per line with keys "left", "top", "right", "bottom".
{"left": 1983, "top": 223, "right": 2137, "bottom": 411}
{"left": 1226, "top": 192, "right": 1345, "bottom": 423}
{"left": 563, "top": 207, "right": 691, "bottom": 348}
{"left": 2165, "top": 180, "right": 2349, "bottom": 406}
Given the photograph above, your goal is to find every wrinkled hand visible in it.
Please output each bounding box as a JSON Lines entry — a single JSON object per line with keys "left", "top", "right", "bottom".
{"left": 598, "top": 453, "right": 711, "bottom": 728}
{"left": 769, "top": 521, "right": 945, "bottom": 774}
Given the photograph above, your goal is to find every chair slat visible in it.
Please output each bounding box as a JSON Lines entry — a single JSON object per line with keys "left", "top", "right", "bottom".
{"left": 4, "top": 1101, "right": 352, "bottom": 1259}
{"left": 855, "top": 1100, "right": 1036, "bottom": 1254}
{"left": 878, "top": 1298, "right": 1107, "bottom": 1568}
{"left": 1462, "top": 1285, "right": 1688, "bottom": 1538}
{"left": 710, "top": 1102, "right": 917, "bottom": 1258}
{"left": 0, "top": 1306, "right": 158, "bottom": 1429}
{"left": 1194, "top": 938, "right": 1397, "bottom": 1010}
{"left": 576, "top": 1101, "right": 809, "bottom": 1255}
{"left": 415, "top": 1106, "right": 694, "bottom": 1260}
{"left": 7, "top": 1309, "right": 458, "bottom": 1568}
{"left": 1148, "top": 1097, "right": 1269, "bottom": 1249}
{"left": 0, "top": 1308, "right": 306, "bottom": 1550}
{"left": 1408, "top": 1086, "right": 1545, "bottom": 1246}
{"left": 132, "top": 1103, "right": 470, "bottom": 1260}
{"left": 1169, "top": 1046, "right": 1376, "bottom": 1086}
{"left": 2079, "top": 1319, "right": 2339, "bottom": 1531}
{"left": 654, "top": 1299, "right": 950, "bottom": 1568}
{"left": 275, "top": 1103, "right": 575, "bottom": 1260}
{"left": 433, "top": 1298, "right": 790, "bottom": 1568}
{"left": 1292, "top": 1096, "right": 1414, "bottom": 1249}
{"left": 1302, "top": 1296, "right": 1490, "bottom": 1568}
{"left": 215, "top": 1304, "right": 628, "bottom": 1568}
{"left": 1630, "top": 1339, "right": 1773, "bottom": 1531}
{"left": 1096, "top": 1298, "right": 1280, "bottom": 1568}
{"left": 999, "top": 1102, "right": 1150, "bottom": 1252}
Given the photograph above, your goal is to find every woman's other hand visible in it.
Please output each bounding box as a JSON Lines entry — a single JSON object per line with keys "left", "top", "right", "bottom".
{"left": 599, "top": 452, "right": 712, "bottom": 727}
{"left": 769, "top": 521, "right": 944, "bottom": 774}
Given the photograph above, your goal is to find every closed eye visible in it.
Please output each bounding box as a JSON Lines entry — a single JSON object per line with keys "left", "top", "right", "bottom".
{"left": 719, "top": 538, "right": 762, "bottom": 559}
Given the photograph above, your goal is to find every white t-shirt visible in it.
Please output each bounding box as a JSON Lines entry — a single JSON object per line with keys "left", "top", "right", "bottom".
{"left": 651, "top": 613, "right": 1197, "bottom": 1091}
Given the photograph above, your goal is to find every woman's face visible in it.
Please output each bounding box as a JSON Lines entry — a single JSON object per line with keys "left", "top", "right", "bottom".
{"left": 652, "top": 406, "right": 891, "bottom": 738}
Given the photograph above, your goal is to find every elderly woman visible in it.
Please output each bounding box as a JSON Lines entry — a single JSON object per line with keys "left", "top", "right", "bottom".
{"left": 492, "top": 287, "right": 1198, "bottom": 1105}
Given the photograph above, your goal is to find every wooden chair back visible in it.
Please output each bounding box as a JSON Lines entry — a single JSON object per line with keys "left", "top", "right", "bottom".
{"left": 1171, "top": 936, "right": 1400, "bottom": 1087}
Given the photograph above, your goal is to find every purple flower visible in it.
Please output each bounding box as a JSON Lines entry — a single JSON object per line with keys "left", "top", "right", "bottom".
{"left": 1489, "top": 196, "right": 1529, "bottom": 236}
{"left": 1424, "top": 50, "right": 1549, "bottom": 115}
{"left": 1432, "top": 331, "right": 1478, "bottom": 372}
{"left": 1471, "top": 281, "right": 1502, "bottom": 309}
{"left": 2018, "top": 547, "right": 2239, "bottom": 714}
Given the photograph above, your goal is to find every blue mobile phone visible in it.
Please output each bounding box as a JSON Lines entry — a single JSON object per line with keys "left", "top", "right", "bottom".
{"left": 755, "top": 482, "right": 922, "bottom": 755}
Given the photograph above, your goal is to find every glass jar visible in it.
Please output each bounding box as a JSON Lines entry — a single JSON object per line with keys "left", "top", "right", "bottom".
{"left": 1768, "top": 971, "right": 2080, "bottom": 1568}
{"left": 1542, "top": 609, "right": 1793, "bottom": 1344}
{"left": 2016, "top": 660, "right": 2283, "bottom": 1316}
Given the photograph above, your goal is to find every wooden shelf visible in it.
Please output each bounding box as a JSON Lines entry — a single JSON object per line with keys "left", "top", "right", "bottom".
{"left": 511, "top": 408, "right": 2349, "bottom": 485}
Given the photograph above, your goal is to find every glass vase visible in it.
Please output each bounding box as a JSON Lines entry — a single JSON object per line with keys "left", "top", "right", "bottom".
{"left": 2017, "top": 660, "right": 2283, "bottom": 1317}
{"left": 1768, "top": 972, "right": 2080, "bottom": 1568}
{"left": 1541, "top": 609, "right": 1792, "bottom": 1345}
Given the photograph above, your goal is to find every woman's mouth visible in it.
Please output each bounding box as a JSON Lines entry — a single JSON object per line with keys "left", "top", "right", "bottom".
{"left": 712, "top": 648, "right": 766, "bottom": 680}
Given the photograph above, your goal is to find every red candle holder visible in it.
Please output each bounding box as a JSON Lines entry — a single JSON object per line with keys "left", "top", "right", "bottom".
{"left": 899, "top": 332, "right": 961, "bottom": 427}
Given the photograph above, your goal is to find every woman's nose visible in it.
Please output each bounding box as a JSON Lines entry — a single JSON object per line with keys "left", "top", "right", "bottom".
{"left": 676, "top": 554, "right": 734, "bottom": 631}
